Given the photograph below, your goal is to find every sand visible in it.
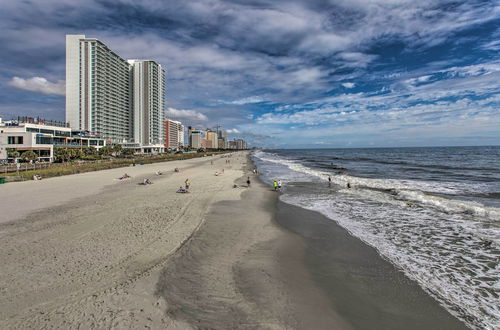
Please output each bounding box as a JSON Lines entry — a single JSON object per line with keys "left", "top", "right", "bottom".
{"left": 0, "top": 152, "right": 468, "bottom": 329}
{"left": 0, "top": 152, "right": 253, "bottom": 328}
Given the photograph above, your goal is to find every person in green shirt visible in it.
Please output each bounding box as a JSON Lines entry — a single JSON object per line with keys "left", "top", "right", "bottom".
{"left": 273, "top": 180, "right": 278, "bottom": 191}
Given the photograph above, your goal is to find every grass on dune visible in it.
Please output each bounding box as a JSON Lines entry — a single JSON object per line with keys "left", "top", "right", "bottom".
{"left": 2, "top": 151, "right": 227, "bottom": 182}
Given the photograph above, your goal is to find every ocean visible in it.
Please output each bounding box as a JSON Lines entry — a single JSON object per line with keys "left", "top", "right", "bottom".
{"left": 252, "top": 146, "right": 500, "bottom": 330}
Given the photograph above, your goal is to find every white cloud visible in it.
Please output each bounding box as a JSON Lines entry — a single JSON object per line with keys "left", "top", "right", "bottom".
{"left": 342, "top": 82, "right": 356, "bottom": 89}
{"left": 165, "top": 107, "right": 208, "bottom": 122}
{"left": 226, "top": 128, "right": 240, "bottom": 134}
{"left": 227, "top": 96, "right": 264, "bottom": 105}
{"left": 8, "top": 76, "right": 65, "bottom": 95}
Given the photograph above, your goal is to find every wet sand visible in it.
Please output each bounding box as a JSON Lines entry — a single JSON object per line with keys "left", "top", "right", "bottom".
{"left": 275, "top": 201, "right": 469, "bottom": 330}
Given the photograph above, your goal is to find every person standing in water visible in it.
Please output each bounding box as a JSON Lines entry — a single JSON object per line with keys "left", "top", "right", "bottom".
{"left": 328, "top": 176, "right": 332, "bottom": 187}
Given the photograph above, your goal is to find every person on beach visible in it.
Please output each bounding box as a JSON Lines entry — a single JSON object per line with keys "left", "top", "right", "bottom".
{"left": 118, "top": 173, "right": 131, "bottom": 180}
{"left": 185, "top": 178, "right": 190, "bottom": 190}
{"left": 273, "top": 180, "right": 278, "bottom": 191}
{"left": 278, "top": 180, "right": 282, "bottom": 191}
{"left": 174, "top": 167, "right": 180, "bottom": 172}
{"left": 328, "top": 176, "right": 332, "bottom": 187}
{"left": 177, "top": 186, "right": 189, "bottom": 193}
{"left": 347, "top": 182, "right": 351, "bottom": 189}
{"left": 247, "top": 177, "right": 251, "bottom": 187}
{"left": 156, "top": 171, "right": 163, "bottom": 175}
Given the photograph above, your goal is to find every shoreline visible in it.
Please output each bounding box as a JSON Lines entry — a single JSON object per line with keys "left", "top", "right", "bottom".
{"left": 275, "top": 200, "right": 469, "bottom": 329}
{"left": 0, "top": 152, "right": 470, "bottom": 328}
{"left": 155, "top": 155, "right": 351, "bottom": 329}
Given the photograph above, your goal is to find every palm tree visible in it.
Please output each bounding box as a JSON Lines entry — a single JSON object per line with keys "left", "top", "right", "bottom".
{"left": 20, "top": 150, "right": 37, "bottom": 163}
{"left": 122, "top": 148, "right": 135, "bottom": 157}
{"left": 7, "top": 149, "right": 20, "bottom": 160}
{"left": 112, "top": 144, "right": 123, "bottom": 156}
{"left": 55, "top": 147, "right": 70, "bottom": 163}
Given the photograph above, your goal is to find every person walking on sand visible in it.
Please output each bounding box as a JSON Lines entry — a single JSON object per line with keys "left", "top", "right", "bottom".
{"left": 185, "top": 178, "right": 190, "bottom": 190}
{"left": 278, "top": 180, "right": 282, "bottom": 191}
{"left": 273, "top": 180, "right": 278, "bottom": 191}
{"left": 247, "top": 177, "right": 251, "bottom": 187}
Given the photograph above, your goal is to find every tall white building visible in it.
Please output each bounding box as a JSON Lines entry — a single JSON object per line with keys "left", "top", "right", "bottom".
{"left": 66, "top": 35, "right": 132, "bottom": 143}
{"left": 66, "top": 35, "right": 166, "bottom": 152}
{"left": 164, "top": 118, "right": 184, "bottom": 149}
{"left": 129, "top": 60, "right": 165, "bottom": 152}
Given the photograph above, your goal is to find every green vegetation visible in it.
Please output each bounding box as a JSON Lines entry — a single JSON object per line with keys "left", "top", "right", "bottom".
{"left": 2, "top": 151, "right": 228, "bottom": 182}
{"left": 6, "top": 149, "right": 20, "bottom": 159}
{"left": 20, "top": 150, "right": 38, "bottom": 162}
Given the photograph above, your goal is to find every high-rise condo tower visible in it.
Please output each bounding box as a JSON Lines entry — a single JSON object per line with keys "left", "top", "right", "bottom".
{"left": 129, "top": 60, "right": 165, "bottom": 149}
{"left": 66, "top": 35, "right": 132, "bottom": 143}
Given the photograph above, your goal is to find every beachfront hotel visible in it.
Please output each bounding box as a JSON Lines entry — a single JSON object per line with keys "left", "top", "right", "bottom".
{"left": 164, "top": 118, "right": 185, "bottom": 149}
{"left": 66, "top": 35, "right": 132, "bottom": 143}
{"left": 128, "top": 60, "right": 166, "bottom": 153}
{"left": 65, "top": 35, "right": 166, "bottom": 152}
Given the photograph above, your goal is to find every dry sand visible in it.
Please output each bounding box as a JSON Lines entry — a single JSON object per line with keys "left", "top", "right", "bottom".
{"left": 0, "top": 152, "right": 246, "bottom": 328}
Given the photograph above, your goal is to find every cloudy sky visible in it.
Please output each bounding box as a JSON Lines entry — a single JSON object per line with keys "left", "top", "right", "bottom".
{"left": 0, "top": 0, "right": 499, "bottom": 148}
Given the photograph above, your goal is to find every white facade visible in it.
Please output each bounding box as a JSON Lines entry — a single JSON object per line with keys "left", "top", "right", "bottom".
{"left": 0, "top": 121, "right": 105, "bottom": 162}
{"left": 66, "top": 35, "right": 133, "bottom": 143}
{"left": 66, "top": 35, "right": 169, "bottom": 153}
{"left": 165, "top": 119, "right": 184, "bottom": 149}
{"left": 129, "top": 60, "right": 165, "bottom": 150}
{"left": 178, "top": 123, "right": 185, "bottom": 147}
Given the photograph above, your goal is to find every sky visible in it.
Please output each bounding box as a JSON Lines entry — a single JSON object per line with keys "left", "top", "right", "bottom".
{"left": 0, "top": 0, "right": 499, "bottom": 148}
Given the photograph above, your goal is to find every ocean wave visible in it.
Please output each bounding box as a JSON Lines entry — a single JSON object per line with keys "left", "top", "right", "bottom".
{"left": 280, "top": 193, "right": 500, "bottom": 330}
{"left": 253, "top": 150, "right": 500, "bottom": 221}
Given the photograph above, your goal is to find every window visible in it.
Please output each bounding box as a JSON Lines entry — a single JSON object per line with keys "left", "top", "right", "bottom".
{"left": 8, "top": 136, "right": 23, "bottom": 144}
{"left": 35, "top": 136, "right": 53, "bottom": 144}
{"left": 26, "top": 127, "right": 39, "bottom": 133}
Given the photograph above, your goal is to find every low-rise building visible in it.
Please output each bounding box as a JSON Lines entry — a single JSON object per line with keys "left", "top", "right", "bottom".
{"left": 0, "top": 117, "right": 106, "bottom": 162}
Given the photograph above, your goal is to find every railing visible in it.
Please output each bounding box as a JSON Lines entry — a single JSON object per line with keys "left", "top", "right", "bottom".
{"left": 0, "top": 162, "right": 55, "bottom": 174}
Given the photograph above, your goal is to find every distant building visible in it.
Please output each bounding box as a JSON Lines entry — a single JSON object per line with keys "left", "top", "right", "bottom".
{"left": 226, "top": 138, "right": 247, "bottom": 150}
{"left": 218, "top": 138, "right": 225, "bottom": 149}
{"left": 201, "top": 138, "right": 212, "bottom": 149}
{"left": 189, "top": 127, "right": 203, "bottom": 149}
{"left": 165, "top": 119, "right": 184, "bottom": 149}
{"left": 206, "top": 130, "right": 218, "bottom": 149}
{"left": 0, "top": 117, "right": 105, "bottom": 162}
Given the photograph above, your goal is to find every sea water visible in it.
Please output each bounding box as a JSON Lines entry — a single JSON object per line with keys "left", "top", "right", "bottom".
{"left": 252, "top": 146, "right": 500, "bottom": 330}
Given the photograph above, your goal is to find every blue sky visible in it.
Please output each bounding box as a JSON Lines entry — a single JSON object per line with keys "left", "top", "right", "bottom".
{"left": 0, "top": 0, "right": 499, "bottom": 148}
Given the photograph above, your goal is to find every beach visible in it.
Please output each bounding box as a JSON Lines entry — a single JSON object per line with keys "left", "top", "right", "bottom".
{"left": 0, "top": 151, "right": 468, "bottom": 329}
